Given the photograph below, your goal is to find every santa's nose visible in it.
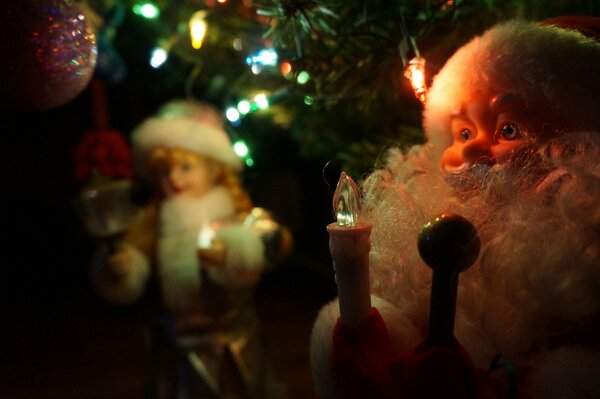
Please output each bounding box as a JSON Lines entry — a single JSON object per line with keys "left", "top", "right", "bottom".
{"left": 462, "top": 136, "right": 494, "bottom": 165}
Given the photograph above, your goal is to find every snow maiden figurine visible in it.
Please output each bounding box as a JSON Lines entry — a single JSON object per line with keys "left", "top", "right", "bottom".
{"left": 310, "top": 16, "right": 600, "bottom": 399}
{"left": 91, "top": 99, "right": 291, "bottom": 398}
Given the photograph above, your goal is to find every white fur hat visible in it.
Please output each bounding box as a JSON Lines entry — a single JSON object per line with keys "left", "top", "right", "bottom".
{"left": 132, "top": 99, "right": 242, "bottom": 176}
{"left": 423, "top": 18, "right": 600, "bottom": 154}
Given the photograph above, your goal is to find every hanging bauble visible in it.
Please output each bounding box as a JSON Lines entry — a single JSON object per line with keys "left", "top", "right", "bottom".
{"left": 0, "top": 0, "right": 98, "bottom": 111}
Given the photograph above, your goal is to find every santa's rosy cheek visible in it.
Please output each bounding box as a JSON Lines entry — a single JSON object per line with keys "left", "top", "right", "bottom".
{"left": 490, "top": 140, "right": 530, "bottom": 162}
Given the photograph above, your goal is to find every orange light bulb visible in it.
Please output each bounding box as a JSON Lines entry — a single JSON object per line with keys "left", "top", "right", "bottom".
{"left": 404, "top": 56, "right": 427, "bottom": 103}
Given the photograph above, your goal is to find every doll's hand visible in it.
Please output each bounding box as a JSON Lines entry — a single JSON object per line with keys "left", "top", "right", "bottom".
{"left": 197, "top": 238, "right": 226, "bottom": 268}
{"left": 105, "top": 249, "right": 134, "bottom": 280}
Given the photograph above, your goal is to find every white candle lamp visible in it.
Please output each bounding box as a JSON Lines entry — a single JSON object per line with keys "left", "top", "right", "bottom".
{"left": 76, "top": 179, "right": 136, "bottom": 253}
{"left": 326, "top": 172, "right": 373, "bottom": 327}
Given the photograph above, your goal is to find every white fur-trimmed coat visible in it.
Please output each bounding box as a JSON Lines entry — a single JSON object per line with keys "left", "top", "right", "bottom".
{"left": 91, "top": 186, "right": 266, "bottom": 318}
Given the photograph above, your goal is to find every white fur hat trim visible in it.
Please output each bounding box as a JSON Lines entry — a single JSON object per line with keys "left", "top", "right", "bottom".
{"left": 423, "top": 20, "right": 600, "bottom": 154}
{"left": 132, "top": 116, "right": 243, "bottom": 174}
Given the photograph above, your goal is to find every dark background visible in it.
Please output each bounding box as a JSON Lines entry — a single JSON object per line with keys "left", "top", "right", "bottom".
{"left": 6, "top": 2, "right": 599, "bottom": 397}
{"left": 0, "top": 74, "right": 340, "bottom": 397}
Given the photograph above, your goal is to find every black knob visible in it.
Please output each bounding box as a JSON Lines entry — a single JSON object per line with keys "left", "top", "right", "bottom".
{"left": 418, "top": 213, "right": 480, "bottom": 274}
{"left": 418, "top": 213, "right": 480, "bottom": 346}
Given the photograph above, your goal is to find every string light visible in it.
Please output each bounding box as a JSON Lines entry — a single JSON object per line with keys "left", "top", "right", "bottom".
{"left": 404, "top": 56, "right": 427, "bottom": 103}
{"left": 232, "top": 38, "right": 243, "bottom": 51}
{"left": 132, "top": 2, "right": 159, "bottom": 19}
{"left": 224, "top": 92, "right": 274, "bottom": 126}
{"left": 189, "top": 11, "right": 208, "bottom": 50}
{"left": 149, "top": 35, "right": 178, "bottom": 68}
{"left": 150, "top": 47, "right": 168, "bottom": 68}
{"left": 297, "top": 71, "right": 310, "bottom": 85}
{"left": 237, "top": 100, "right": 251, "bottom": 115}
{"left": 225, "top": 107, "right": 240, "bottom": 123}
{"left": 254, "top": 93, "right": 269, "bottom": 109}
{"left": 233, "top": 140, "right": 249, "bottom": 157}
{"left": 280, "top": 61, "right": 293, "bottom": 78}
{"left": 245, "top": 48, "right": 278, "bottom": 66}
{"left": 233, "top": 140, "right": 254, "bottom": 168}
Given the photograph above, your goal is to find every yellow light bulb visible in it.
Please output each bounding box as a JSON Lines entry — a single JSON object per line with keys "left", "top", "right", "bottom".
{"left": 189, "top": 11, "right": 208, "bottom": 50}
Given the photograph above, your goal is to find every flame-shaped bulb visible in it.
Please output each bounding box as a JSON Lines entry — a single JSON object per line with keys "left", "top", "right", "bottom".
{"left": 333, "top": 171, "right": 361, "bottom": 227}
{"left": 189, "top": 11, "right": 208, "bottom": 50}
{"left": 404, "top": 56, "right": 427, "bottom": 103}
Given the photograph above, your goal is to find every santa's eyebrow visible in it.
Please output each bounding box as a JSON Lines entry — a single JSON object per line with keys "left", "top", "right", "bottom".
{"left": 490, "top": 92, "right": 522, "bottom": 112}
{"left": 450, "top": 114, "right": 471, "bottom": 124}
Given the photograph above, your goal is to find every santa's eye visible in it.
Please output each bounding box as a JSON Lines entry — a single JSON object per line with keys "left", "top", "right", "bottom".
{"left": 460, "top": 128, "right": 473, "bottom": 142}
{"left": 499, "top": 122, "right": 521, "bottom": 141}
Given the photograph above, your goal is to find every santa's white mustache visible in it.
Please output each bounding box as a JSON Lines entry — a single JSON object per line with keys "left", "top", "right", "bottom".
{"left": 443, "top": 162, "right": 493, "bottom": 188}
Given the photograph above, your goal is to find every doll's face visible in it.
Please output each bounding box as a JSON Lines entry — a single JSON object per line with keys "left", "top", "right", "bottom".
{"left": 157, "top": 149, "right": 221, "bottom": 199}
{"left": 439, "top": 92, "right": 535, "bottom": 173}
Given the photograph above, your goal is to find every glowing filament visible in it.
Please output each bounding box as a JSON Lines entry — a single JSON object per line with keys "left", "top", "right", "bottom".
{"left": 333, "top": 172, "right": 361, "bottom": 227}
{"left": 404, "top": 56, "right": 427, "bottom": 103}
{"left": 189, "top": 11, "right": 208, "bottom": 50}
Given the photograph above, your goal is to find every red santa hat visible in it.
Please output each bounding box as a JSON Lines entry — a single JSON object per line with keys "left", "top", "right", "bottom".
{"left": 423, "top": 16, "right": 600, "bottom": 154}
{"left": 131, "top": 99, "right": 242, "bottom": 177}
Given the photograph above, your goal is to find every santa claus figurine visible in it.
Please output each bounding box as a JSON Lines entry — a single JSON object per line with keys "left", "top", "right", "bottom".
{"left": 310, "top": 16, "right": 600, "bottom": 399}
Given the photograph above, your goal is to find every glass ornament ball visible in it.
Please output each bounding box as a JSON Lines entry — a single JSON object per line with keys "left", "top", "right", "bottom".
{"left": 0, "top": 0, "right": 97, "bottom": 111}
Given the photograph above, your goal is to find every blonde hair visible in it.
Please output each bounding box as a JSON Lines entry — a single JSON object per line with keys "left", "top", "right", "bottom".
{"left": 146, "top": 147, "right": 253, "bottom": 214}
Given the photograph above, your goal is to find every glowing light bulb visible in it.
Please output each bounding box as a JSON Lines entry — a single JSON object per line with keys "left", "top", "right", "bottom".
{"left": 245, "top": 158, "right": 254, "bottom": 167}
{"left": 237, "top": 100, "right": 251, "bottom": 115}
{"left": 304, "top": 96, "right": 314, "bottom": 105}
{"left": 254, "top": 94, "right": 269, "bottom": 109}
{"left": 149, "top": 47, "right": 168, "bottom": 68}
{"left": 251, "top": 65, "right": 262, "bottom": 75}
{"left": 297, "top": 71, "right": 310, "bottom": 85}
{"left": 245, "top": 48, "right": 278, "bottom": 66}
{"left": 404, "top": 56, "right": 427, "bottom": 103}
{"left": 189, "top": 11, "right": 208, "bottom": 50}
{"left": 225, "top": 107, "right": 240, "bottom": 122}
{"left": 280, "top": 61, "right": 292, "bottom": 77}
{"left": 232, "top": 38, "right": 243, "bottom": 51}
{"left": 133, "top": 2, "right": 160, "bottom": 19}
{"left": 332, "top": 172, "right": 361, "bottom": 227}
{"left": 233, "top": 140, "right": 249, "bottom": 157}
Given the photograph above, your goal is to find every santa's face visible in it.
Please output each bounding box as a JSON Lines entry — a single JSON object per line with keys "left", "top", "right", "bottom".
{"left": 439, "top": 92, "right": 536, "bottom": 173}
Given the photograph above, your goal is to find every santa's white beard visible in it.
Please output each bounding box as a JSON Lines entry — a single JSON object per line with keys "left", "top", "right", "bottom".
{"left": 361, "top": 134, "right": 600, "bottom": 369}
